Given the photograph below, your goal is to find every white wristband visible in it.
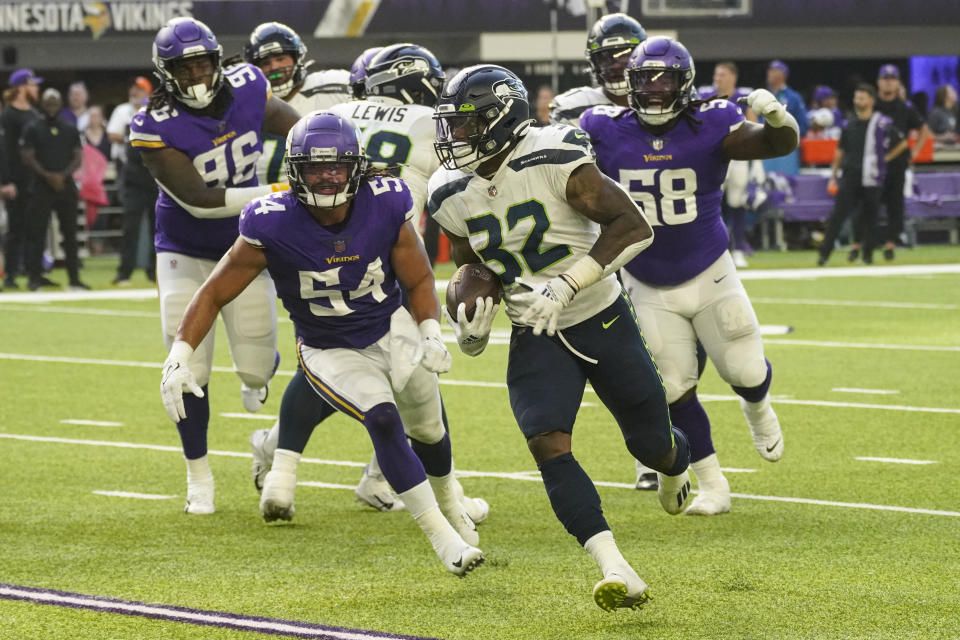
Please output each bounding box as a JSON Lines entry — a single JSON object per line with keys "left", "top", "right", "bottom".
{"left": 168, "top": 340, "right": 194, "bottom": 363}
{"left": 419, "top": 318, "right": 443, "bottom": 340}
{"left": 561, "top": 255, "right": 604, "bottom": 293}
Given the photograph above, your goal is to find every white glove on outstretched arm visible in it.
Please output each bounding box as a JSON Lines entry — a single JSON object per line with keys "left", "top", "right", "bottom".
{"left": 419, "top": 319, "right": 452, "bottom": 374}
{"left": 443, "top": 296, "right": 500, "bottom": 357}
{"left": 515, "top": 276, "right": 577, "bottom": 337}
{"left": 747, "top": 88, "right": 789, "bottom": 127}
{"left": 160, "top": 340, "right": 204, "bottom": 423}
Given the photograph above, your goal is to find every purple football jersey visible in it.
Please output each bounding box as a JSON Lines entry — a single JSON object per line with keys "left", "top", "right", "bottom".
{"left": 239, "top": 176, "right": 413, "bottom": 350}
{"left": 130, "top": 63, "right": 270, "bottom": 261}
{"left": 580, "top": 101, "right": 745, "bottom": 286}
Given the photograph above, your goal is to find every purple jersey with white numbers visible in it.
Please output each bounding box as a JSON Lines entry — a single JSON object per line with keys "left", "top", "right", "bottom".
{"left": 239, "top": 176, "right": 412, "bottom": 350}
{"left": 580, "top": 100, "right": 745, "bottom": 286}
{"left": 130, "top": 63, "right": 269, "bottom": 261}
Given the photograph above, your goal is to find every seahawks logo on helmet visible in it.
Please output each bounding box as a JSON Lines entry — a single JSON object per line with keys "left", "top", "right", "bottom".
{"left": 493, "top": 78, "right": 526, "bottom": 102}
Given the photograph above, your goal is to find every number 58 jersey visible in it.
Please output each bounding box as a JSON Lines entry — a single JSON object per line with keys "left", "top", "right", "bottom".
{"left": 130, "top": 63, "right": 270, "bottom": 261}
{"left": 427, "top": 124, "right": 621, "bottom": 330}
{"left": 579, "top": 101, "right": 745, "bottom": 287}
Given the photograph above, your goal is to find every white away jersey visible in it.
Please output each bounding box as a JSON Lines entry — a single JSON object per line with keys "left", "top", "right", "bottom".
{"left": 256, "top": 69, "right": 352, "bottom": 185}
{"left": 549, "top": 86, "right": 612, "bottom": 127}
{"left": 427, "top": 125, "right": 620, "bottom": 330}
{"left": 331, "top": 99, "right": 438, "bottom": 215}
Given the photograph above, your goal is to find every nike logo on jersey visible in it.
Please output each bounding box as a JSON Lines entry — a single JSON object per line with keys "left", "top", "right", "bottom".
{"left": 601, "top": 315, "right": 620, "bottom": 329}
{"left": 714, "top": 275, "right": 728, "bottom": 283}
{"left": 766, "top": 438, "right": 782, "bottom": 453}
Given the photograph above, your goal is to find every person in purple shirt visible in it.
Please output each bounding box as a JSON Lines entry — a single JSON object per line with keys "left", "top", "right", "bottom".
{"left": 160, "top": 111, "right": 484, "bottom": 577}
{"left": 132, "top": 17, "right": 301, "bottom": 515}
{"left": 580, "top": 36, "right": 798, "bottom": 515}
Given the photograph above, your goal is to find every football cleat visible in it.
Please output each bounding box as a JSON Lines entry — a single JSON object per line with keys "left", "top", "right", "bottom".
{"left": 443, "top": 544, "right": 485, "bottom": 578}
{"left": 440, "top": 503, "right": 479, "bottom": 547}
{"left": 451, "top": 476, "right": 489, "bottom": 524}
{"left": 184, "top": 477, "right": 215, "bottom": 515}
{"left": 634, "top": 460, "right": 658, "bottom": 491}
{"left": 260, "top": 470, "right": 296, "bottom": 522}
{"left": 657, "top": 470, "right": 692, "bottom": 515}
{"left": 593, "top": 570, "right": 651, "bottom": 612}
{"left": 249, "top": 428, "right": 272, "bottom": 494}
{"left": 731, "top": 249, "right": 749, "bottom": 268}
{"left": 355, "top": 464, "right": 405, "bottom": 512}
{"left": 740, "top": 397, "right": 784, "bottom": 462}
{"left": 685, "top": 477, "right": 731, "bottom": 516}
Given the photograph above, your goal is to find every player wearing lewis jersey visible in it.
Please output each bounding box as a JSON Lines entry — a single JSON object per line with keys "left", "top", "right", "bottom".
{"left": 548, "top": 13, "right": 645, "bottom": 126}
{"left": 430, "top": 64, "right": 692, "bottom": 612}
{"left": 160, "top": 111, "right": 483, "bottom": 577}
{"left": 580, "top": 37, "right": 798, "bottom": 516}
{"left": 243, "top": 22, "right": 352, "bottom": 184}
{"left": 136, "top": 17, "right": 301, "bottom": 515}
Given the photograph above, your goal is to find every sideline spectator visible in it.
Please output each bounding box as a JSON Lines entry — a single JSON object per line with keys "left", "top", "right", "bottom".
{"left": 112, "top": 136, "right": 158, "bottom": 285}
{"left": 534, "top": 85, "right": 555, "bottom": 125}
{"left": 60, "top": 81, "right": 90, "bottom": 132}
{"left": 1, "top": 68, "right": 42, "bottom": 290}
{"left": 875, "top": 64, "right": 931, "bottom": 260}
{"left": 81, "top": 105, "right": 111, "bottom": 160}
{"left": 807, "top": 85, "right": 844, "bottom": 138}
{"left": 928, "top": 84, "right": 957, "bottom": 140}
{"left": 761, "top": 60, "right": 807, "bottom": 175}
{"left": 0, "top": 119, "right": 17, "bottom": 287}
{"left": 818, "top": 84, "right": 903, "bottom": 267}
{"left": 107, "top": 76, "right": 151, "bottom": 173}
{"left": 20, "top": 88, "right": 87, "bottom": 291}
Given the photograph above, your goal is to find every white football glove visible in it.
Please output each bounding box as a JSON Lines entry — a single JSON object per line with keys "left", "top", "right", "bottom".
{"left": 160, "top": 341, "right": 204, "bottom": 423}
{"left": 515, "top": 276, "right": 576, "bottom": 336}
{"left": 747, "top": 88, "right": 789, "bottom": 127}
{"left": 443, "top": 296, "right": 500, "bottom": 357}
{"left": 419, "top": 319, "right": 452, "bottom": 374}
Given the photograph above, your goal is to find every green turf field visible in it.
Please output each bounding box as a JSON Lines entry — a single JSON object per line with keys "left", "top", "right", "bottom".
{"left": 2, "top": 250, "right": 959, "bottom": 639}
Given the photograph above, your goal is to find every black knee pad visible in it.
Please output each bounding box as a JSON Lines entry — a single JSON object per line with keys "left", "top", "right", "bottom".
{"left": 364, "top": 403, "right": 403, "bottom": 439}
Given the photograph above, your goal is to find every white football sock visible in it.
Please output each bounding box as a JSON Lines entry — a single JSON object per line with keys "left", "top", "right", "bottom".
{"left": 690, "top": 453, "right": 727, "bottom": 492}
{"left": 185, "top": 455, "right": 212, "bottom": 483}
{"left": 272, "top": 448, "right": 301, "bottom": 475}
{"left": 263, "top": 422, "right": 280, "bottom": 459}
{"left": 367, "top": 451, "right": 383, "bottom": 477}
{"left": 584, "top": 530, "right": 629, "bottom": 576}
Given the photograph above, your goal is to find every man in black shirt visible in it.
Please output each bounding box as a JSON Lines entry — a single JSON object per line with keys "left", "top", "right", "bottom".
{"left": 875, "top": 64, "right": 931, "bottom": 260}
{"left": 818, "top": 84, "right": 905, "bottom": 266}
{"left": 1, "top": 68, "right": 42, "bottom": 289}
{"left": 21, "top": 88, "right": 86, "bottom": 291}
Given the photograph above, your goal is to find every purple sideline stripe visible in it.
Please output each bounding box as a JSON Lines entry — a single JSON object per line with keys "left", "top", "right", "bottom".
{"left": 0, "top": 583, "right": 440, "bottom": 640}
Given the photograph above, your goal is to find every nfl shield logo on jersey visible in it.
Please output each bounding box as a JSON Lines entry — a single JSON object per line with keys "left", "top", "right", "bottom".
{"left": 333, "top": 239, "right": 346, "bottom": 253}
{"left": 652, "top": 139, "right": 664, "bottom": 151}
{"left": 488, "top": 185, "right": 498, "bottom": 198}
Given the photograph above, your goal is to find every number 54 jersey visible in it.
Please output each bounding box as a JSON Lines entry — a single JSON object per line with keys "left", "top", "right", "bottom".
{"left": 130, "top": 63, "right": 270, "bottom": 261}
{"left": 579, "top": 101, "right": 745, "bottom": 287}
{"left": 427, "top": 125, "right": 621, "bottom": 330}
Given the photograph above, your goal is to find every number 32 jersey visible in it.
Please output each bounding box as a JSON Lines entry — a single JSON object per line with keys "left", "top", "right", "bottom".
{"left": 239, "top": 177, "right": 412, "bottom": 350}
{"left": 130, "top": 63, "right": 269, "bottom": 261}
{"left": 579, "top": 100, "right": 745, "bottom": 287}
{"left": 428, "top": 125, "right": 620, "bottom": 330}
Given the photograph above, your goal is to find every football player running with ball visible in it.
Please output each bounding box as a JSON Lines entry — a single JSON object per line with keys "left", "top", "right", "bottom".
{"left": 137, "top": 17, "right": 301, "bottom": 514}
{"left": 160, "top": 111, "right": 484, "bottom": 577}
{"left": 428, "top": 64, "right": 691, "bottom": 611}
{"left": 580, "top": 37, "right": 796, "bottom": 516}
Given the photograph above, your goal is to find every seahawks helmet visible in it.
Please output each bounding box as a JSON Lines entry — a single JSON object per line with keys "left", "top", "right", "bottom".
{"left": 626, "top": 36, "right": 696, "bottom": 126}
{"left": 586, "top": 13, "right": 646, "bottom": 96}
{"left": 244, "top": 22, "right": 308, "bottom": 99}
{"left": 349, "top": 47, "right": 383, "bottom": 100}
{"left": 365, "top": 43, "right": 445, "bottom": 107}
{"left": 433, "top": 65, "right": 534, "bottom": 172}
{"left": 285, "top": 111, "right": 369, "bottom": 209}
{"left": 152, "top": 17, "right": 223, "bottom": 109}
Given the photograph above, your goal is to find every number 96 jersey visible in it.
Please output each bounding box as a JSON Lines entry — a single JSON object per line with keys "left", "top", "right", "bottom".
{"left": 130, "top": 62, "right": 269, "bottom": 261}
{"left": 579, "top": 100, "right": 745, "bottom": 287}
{"left": 428, "top": 125, "right": 621, "bottom": 330}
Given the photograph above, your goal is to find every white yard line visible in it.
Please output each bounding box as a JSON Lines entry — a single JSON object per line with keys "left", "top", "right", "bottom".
{"left": 752, "top": 298, "right": 957, "bottom": 310}
{"left": 60, "top": 419, "right": 124, "bottom": 427}
{"left": 2, "top": 433, "right": 954, "bottom": 517}
{"left": 762, "top": 339, "right": 960, "bottom": 353}
{"left": 855, "top": 457, "right": 937, "bottom": 465}
{"left": 831, "top": 387, "right": 900, "bottom": 395}
{"left": 0, "top": 289, "right": 157, "bottom": 303}
{"left": 219, "top": 413, "right": 278, "bottom": 421}
{"left": 2, "top": 352, "right": 958, "bottom": 414}
{"left": 92, "top": 490, "right": 176, "bottom": 500}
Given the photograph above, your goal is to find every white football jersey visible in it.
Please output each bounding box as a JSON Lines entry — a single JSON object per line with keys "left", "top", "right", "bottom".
{"left": 331, "top": 98, "right": 438, "bottom": 215}
{"left": 549, "top": 86, "right": 612, "bottom": 127}
{"left": 428, "top": 125, "right": 620, "bottom": 330}
{"left": 255, "top": 69, "right": 353, "bottom": 185}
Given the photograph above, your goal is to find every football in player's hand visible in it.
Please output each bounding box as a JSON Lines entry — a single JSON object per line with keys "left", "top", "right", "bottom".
{"left": 445, "top": 263, "right": 503, "bottom": 321}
